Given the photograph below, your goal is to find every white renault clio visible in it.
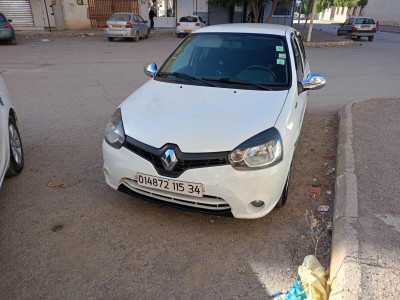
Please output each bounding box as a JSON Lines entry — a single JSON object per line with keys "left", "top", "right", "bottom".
{"left": 103, "top": 24, "right": 326, "bottom": 219}
{"left": 0, "top": 73, "right": 24, "bottom": 188}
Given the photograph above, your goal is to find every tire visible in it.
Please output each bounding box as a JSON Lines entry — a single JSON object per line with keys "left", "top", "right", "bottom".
{"left": 145, "top": 29, "right": 150, "bottom": 39}
{"left": 9, "top": 38, "right": 17, "bottom": 45}
{"left": 176, "top": 33, "right": 181, "bottom": 38}
{"left": 347, "top": 31, "right": 353, "bottom": 39}
{"left": 108, "top": 37, "right": 114, "bottom": 42}
{"left": 276, "top": 169, "right": 290, "bottom": 208}
{"left": 6, "top": 117, "right": 24, "bottom": 177}
{"left": 134, "top": 31, "right": 139, "bottom": 42}
{"left": 356, "top": 36, "right": 361, "bottom": 40}
{"left": 368, "top": 36, "right": 374, "bottom": 42}
{"left": 337, "top": 30, "right": 341, "bottom": 36}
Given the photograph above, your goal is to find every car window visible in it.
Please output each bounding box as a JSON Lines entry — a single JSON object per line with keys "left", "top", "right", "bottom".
{"left": 133, "top": 15, "right": 139, "bottom": 22}
{"left": 344, "top": 18, "right": 353, "bottom": 25}
{"left": 292, "top": 37, "right": 304, "bottom": 80}
{"left": 199, "top": 16, "right": 204, "bottom": 23}
{"left": 179, "top": 16, "right": 197, "bottom": 22}
{"left": 295, "top": 35, "right": 306, "bottom": 62}
{"left": 109, "top": 14, "right": 131, "bottom": 21}
{"left": 355, "top": 18, "right": 374, "bottom": 24}
{"left": 0, "top": 14, "right": 6, "bottom": 22}
{"left": 158, "top": 33, "right": 290, "bottom": 89}
{"left": 137, "top": 15, "right": 144, "bottom": 23}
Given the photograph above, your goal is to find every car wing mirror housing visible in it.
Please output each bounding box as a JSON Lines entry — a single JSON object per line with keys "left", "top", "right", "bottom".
{"left": 144, "top": 20, "right": 148, "bottom": 23}
{"left": 144, "top": 63, "right": 157, "bottom": 77}
{"left": 299, "top": 73, "right": 326, "bottom": 93}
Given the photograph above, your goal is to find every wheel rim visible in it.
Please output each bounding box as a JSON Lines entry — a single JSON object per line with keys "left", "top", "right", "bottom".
{"left": 9, "top": 123, "right": 22, "bottom": 164}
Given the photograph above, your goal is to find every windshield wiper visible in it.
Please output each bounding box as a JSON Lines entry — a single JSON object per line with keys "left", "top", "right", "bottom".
{"left": 158, "top": 72, "right": 216, "bottom": 87}
{"left": 201, "top": 77, "right": 274, "bottom": 91}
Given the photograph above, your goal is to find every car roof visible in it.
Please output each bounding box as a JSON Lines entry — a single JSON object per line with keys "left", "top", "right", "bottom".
{"left": 195, "top": 23, "right": 290, "bottom": 36}
{"left": 351, "top": 17, "right": 373, "bottom": 19}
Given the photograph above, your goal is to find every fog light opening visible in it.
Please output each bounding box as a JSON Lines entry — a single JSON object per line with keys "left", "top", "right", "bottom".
{"left": 104, "top": 168, "right": 110, "bottom": 178}
{"left": 251, "top": 200, "right": 264, "bottom": 208}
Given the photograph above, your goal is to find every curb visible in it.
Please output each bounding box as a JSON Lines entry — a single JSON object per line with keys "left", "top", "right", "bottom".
{"left": 329, "top": 100, "right": 361, "bottom": 299}
{"left": 304, "top": 40, "right": 353, "bottom": 47}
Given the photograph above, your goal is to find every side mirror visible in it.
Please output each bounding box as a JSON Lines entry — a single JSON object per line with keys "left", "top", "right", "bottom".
{"left": 8, "top": 19, "right": 12, "bottom": 22}
{"left": 144, "top": 20, "right": 148, "bottom": 23}
{"left": 203, "top": 21, "right": 207, "bottom": 25}
{"left": 144, "top": 63, "right": 157, "bottom": 77}
{"left": 299, "top": 73, "right": 326, "bottom": 93}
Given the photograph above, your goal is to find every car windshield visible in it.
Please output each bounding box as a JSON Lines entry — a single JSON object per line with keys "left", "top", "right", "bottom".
{"left": 179, "top": 16, "right": 198, "bottom": 22}
{"left": 157, "top": 33, "right": 290, "bottom": 90}
{"left": 355, "top": 18, "right": 374, "bottom": 24}
{"left": 109, "top": 14, "right": 131, "bottom": 21}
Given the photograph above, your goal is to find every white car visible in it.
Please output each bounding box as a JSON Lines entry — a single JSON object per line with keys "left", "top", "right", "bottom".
{"left": 176, "top": 15, "right": 206, "bottom": 38}
{"left": 0, "top": 73, "right": 24, "bottom": 188}
{"left": 102, "top": 24, "right": 326, "bottom": 219}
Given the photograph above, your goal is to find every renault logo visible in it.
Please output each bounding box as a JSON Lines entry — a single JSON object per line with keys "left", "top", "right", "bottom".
{"left": 161, "top": 149, "right": 177, "bottom": 171}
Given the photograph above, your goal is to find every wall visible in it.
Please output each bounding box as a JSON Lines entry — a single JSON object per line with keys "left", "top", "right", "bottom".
{"left": 315, "top": 6, "right": 351, "bottom": 23}
{"left": 364, "top": 0, "right": 400, "bottom": 26}
{"left": 63, "top": 0, "right": 91, "bottom": 29}
{"left": 30, "top": 0, "right": 46, "bottom": 28}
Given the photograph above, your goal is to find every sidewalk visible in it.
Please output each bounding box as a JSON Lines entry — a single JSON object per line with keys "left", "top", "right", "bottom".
{"left": 14, "top": 25, "right": 351, "bottom": 47}
{"left": 330, "top": 97, "right": 400, "bottom": 299}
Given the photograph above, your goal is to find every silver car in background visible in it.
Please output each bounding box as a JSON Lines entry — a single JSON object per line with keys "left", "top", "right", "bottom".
{"left": 104, "top": 13, "right": 150, "bottom": 42}
{"left": 337, "top": 17, "right": 376, "bottom": 41}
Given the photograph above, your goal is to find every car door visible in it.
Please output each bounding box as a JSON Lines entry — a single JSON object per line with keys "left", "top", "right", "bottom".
{"left": 137, "top": 15, "right": 147, "bottom": 35}
{"left": 0, "top": 81, "right": 9, "bottom": 183}
{"left": 291, "top": 33, "right": 309, "bottom": 137}
{"left": 341, "top": 18, "right": 353, "bottom": 34}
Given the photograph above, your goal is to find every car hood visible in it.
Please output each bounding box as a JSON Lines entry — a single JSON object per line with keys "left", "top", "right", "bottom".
{"left": 120, "top": 80, "right": 289, "bottom": 152}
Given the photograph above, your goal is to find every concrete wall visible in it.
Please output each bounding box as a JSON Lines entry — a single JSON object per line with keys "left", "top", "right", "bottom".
{"left": 30, "top": 0, "right": 46, "bottom": 28}
{"left": 364, "top": 0, "right": 400, "bottom": 26}
{"left": 315, "top": 0, "right": 400, "bottom": 26}
{"left": 63, "top": 0, "right": 91, "bottom": 29}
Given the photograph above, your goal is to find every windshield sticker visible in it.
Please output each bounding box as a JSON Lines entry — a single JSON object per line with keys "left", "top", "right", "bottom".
{"left": 277, "top": 59, "right": 285, "bottom": 65}
{"left": 278, "top": 53, "right": 286, "bottom": 59}
{"left": 0, "top": 96, "right": 4, "bottom": 106}
{"left": 276, "top": 46, "right": 284, "bottom": 52}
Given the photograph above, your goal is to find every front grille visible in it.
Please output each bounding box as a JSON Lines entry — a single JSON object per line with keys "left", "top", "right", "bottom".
{"left": 119, "top": 179, "right": 232, "bottom": 216}
{"left": 123, "top": 136, "right": 230, "bottom": 178}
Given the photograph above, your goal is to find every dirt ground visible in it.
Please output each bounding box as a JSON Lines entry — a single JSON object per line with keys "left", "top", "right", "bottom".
{"left": 0, "top": 36, "right": 336, "bottom": 299}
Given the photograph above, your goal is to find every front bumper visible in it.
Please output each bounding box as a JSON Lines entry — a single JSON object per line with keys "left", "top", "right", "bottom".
{"left": 103, "top": 140, "right": 290, "bottom": 219}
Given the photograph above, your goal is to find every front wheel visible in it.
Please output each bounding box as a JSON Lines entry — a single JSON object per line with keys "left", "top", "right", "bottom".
{"left": 276, "top": 169, "right": 290, "bottom": 208}
{"left": 145, "top": 29, "right": 150, "bottom": 39}
{"left": 107, "top": 37, "right": 114, "bottom": 42}
{"left": 347, "top": 31, "right": 353, "bottom": 39}
{"left": 368, "top": 36, "right": 374, "bottom": 42}
{"left": 337, "top": 30, "right": 341, "bottom": 36}
{"left": 134, "top": 31, "right": 139, "bottom": 42}
{"left": 6, "top": 117, "right": 24, "bottom": 176}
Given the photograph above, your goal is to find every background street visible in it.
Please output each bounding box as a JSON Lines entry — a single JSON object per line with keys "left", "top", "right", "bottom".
{"left": 0, "top": 27, "right": 399, "bottom": 298}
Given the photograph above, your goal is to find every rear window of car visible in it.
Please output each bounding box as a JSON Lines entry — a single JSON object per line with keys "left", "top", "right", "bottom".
{"left": 355, "top": 18, "right": 374, "bottom": 24}
{"left": 179, "top": 16, "right": 198, "bottom": 22}
{"left": 0, "top": 14, "right": 6, "bottom": 22}
{"left": 109, "top": 14, "right": 131, "bottom": 21}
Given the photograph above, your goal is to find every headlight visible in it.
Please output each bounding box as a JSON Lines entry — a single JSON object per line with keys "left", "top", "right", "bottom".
{"left": 228, "top": 127, "right": 282, "bottom": 170}
{"left": 105, "top": 108, "right": 125, "bottom": 149}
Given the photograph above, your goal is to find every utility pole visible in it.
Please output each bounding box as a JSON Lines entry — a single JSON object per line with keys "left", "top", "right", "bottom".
{"left": 306, "top": 0, "right": 317, "bottom": 42}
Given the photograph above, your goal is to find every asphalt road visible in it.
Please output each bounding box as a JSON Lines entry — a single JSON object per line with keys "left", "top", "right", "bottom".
{"left": 0, "top": 28, "right": 399, "bottom": 299}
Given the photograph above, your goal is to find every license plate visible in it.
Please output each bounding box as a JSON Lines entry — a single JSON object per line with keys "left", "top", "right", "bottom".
{"left": 361, "top": 26, "right": 370, "bottom": 29}
{"left": 137, "top": 173, "right": 203, "bottom": 197}
{"left": 112, "top": 25, "right": 121, "bottom": 28}
{"left": 184, "top": 30, "right": 192, "bottom": 33}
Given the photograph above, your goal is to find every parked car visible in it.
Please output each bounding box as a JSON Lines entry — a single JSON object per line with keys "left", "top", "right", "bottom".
{"left": 0, "top": 73, "right": 24, "bottom": 188}
{"left": 102, "top": 24, "right": 326, "bottom": 219}
{"left": 176, "top": 15, "right": 206, "bottom": 38}
{"left": 104, "top": 13, "right": 150, "bottom": 42}
{"left": 337, "top": 17, "right": 376, "bottom": 41}
{"left": 0, "top": 12, "right": 16, "bottom": 45}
